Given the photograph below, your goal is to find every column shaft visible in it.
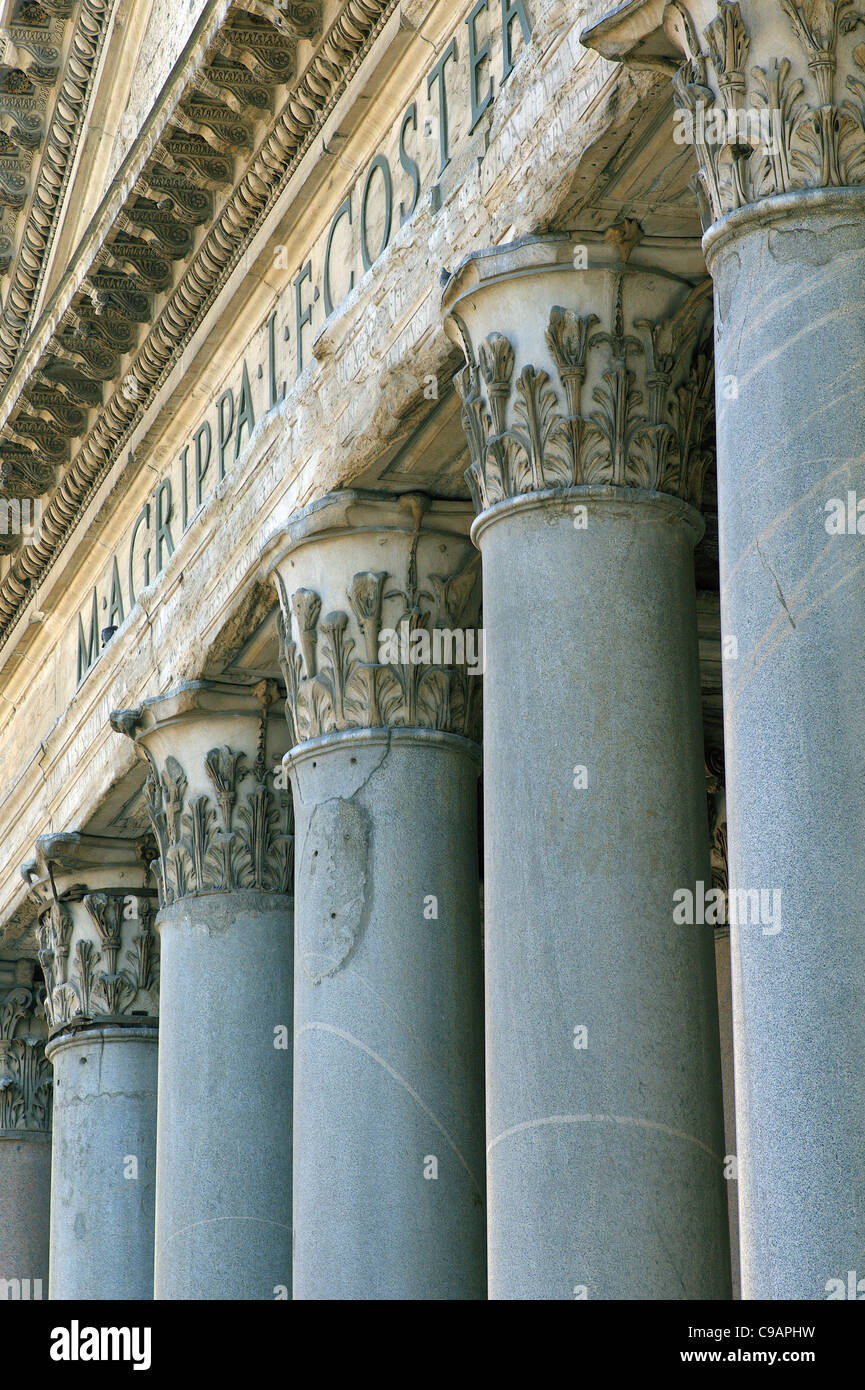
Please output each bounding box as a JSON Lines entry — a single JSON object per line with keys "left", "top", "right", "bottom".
{"left": 479, "top": 488, "right": 728, "bottom": 1298}
{"left": 0, "top": 1135, "right": 50, "bottom": 1298}
{"left": 0, "top": 970, "right": 51, "bottom": 1299}
{"left": 708, "top": 194, "right": 865, "bottom": 1296}
{"left": 581, "top": 0, "right": 865, "bottom": 1299}
{"left": 155, "top": 891, "right": 292, "bottom": 1298}
{"left": 269, "top": 490, "right": 487, "bottom": 1299}
{"left": 47, "top": 1028, "right": 156, "bottom": 1301}
{"left": 24, "top": 836, "right": 159, "bottom": 1301}
{"left": 443, "top": 234, "right": 731, "bottom": 1299}
{"left": 291, "top": 730, "right": 485, "bottom": 1299}
{"left": 111, "top": 679, "right": 294, "bottom": 1300}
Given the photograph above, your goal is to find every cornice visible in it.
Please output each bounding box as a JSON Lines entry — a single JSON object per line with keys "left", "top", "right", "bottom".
{"left": 0, "top": 2, "right": 79, "bottom": 275}
{"left": 0, "top": 0, "right": 116, "bottom": 382}
{"left": 0, "top": 0, "right": 396, "bottom": 648}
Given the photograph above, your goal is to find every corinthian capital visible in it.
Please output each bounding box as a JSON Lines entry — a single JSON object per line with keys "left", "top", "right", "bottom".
{"left": 0, "top": 960, "right": 51, "bottom": 1133}
{"left": 21, "top": 835, "right": 158, "bottom": 1037}
{"left": 584, "top": 1, "right": 865, "bottom": 225}
{"left": 110, "top": 680, "right": 293, "bottom": 909}
{"left": 265, "top": 492, "right": 482, "bottom": 748}
{"left": 442, "top": 235, "right": 714, "bottom": 514}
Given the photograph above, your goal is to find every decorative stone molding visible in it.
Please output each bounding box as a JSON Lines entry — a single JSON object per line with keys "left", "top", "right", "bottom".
{"left": 266, "top": 491, "right": 482, "bottom": 747}
{"left": 583, "top": 1, "right": 865, "bottom": 227}
{"left": 0, "top": 0, "right": 396, "bottom": 648}
{"left": 110, "top": 678, "right": 293, "bottom": 908}
{"left": 21, "top": 832, "right": 158, "bottom": 1035}
{"left": 442, "top": 234, "right": 714, "bottom": 514}
{"left": 0, "top": 0, "right": 115, "bottom": 377}
{"left": 0, "top": 0, "right": 79, "bottom": 275}
{"left": 0, "top": 958, "right": 51, "bottom": 1132}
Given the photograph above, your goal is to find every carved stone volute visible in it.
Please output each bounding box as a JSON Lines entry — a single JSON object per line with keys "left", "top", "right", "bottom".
{"left": 583, "top": 1, "right": 865, "bottom": 228}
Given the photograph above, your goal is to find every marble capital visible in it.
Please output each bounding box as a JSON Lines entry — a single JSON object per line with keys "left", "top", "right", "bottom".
{"left": 0, "top": 959, "right": 51, "bottom": 1135}
{"left": 441, "top": 235, "right": 714, "bottom": 515}
{"left": 21, "top": 835, "right": 158, "bottom": 1040}
{"left": 583, "top": 1, "right": 865, "bottom": 228}
{"left": 266, "top": 491, "right": 482, "bottom": 748}
{"left": 109, "top": 679, "right": 293, "bottom": 909}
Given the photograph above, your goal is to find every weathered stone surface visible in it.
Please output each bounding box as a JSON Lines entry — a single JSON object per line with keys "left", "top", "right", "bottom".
{"left": 0, "top": 960, "right": 50, "bottom": 1298}
{"left": 707, "top": 192, "right": 865, "bottom": 1300}
{"left": 18, "top": 835, "right": 158, "bottom": 1301}
{"left": 445, "top": 236, "right": 730, "bottom": 1300}
{"left": 290, "top": 730, "right": 486, "bottom": 1300}
{"left": 275, "top": 490, "right": 486, "bottom": 1298}
{"left": 111, "top": 679, "right": 294, "bottom": 1300}
{"left": 297, "top": 797, "right": 369, "bottom": 984}
{"left": 46, "top": 1026, "right": 157, "bottom": 1301}
{"left": 154, "top": 890, "right": 293, "bottom": 1300}
{"left": 0, "top": 0, "right": 805, "bottom": 1307}
{"left": 582, "top": 0, "right": 865, "bottom": 1303}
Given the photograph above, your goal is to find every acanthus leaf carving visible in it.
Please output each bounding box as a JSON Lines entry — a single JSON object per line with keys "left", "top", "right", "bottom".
{"left": 672, "top": 0, "right": 865, "bottom": 224}
{"left": 32, "top": 863, "right": 159, "bottom": 1034}
{"left": 453, "top": 282, "right": 714, "bottom": 513}
{"left": 134, "top": 736, "right": 293, "bottom": 909}
{"left": 0, "top": 984, "right": 52, "bottom": 1132}
{"left": 277, "top": 554, "right": 482, "bottom": 746}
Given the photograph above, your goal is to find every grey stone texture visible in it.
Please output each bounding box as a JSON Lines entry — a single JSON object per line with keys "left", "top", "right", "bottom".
{"left": 269, "top": 491, "right": 487, "bottom": 1299}
{"left": 46, "top": 1026, "right": 157, "bottom": 1301}
{"left": 0, "top": 1133, "right": 50, "bottom": 1296}
{"left": 706, "top": 191, "right": 865, "bottom": 1299}
{"left": 443, "top": 236, "right": 730, "bottom": 1299}
{"left": 111, "top": 681, "right": 294, "bottom": 1300}
{"left": 289, "top": 729, "right": 486, "bottom": 1300}
{"left": 474, "top": 487, "right": 730, "bottom": 1299}
{"left": 154, "top": 891, "right": 293, "bottom": 1300}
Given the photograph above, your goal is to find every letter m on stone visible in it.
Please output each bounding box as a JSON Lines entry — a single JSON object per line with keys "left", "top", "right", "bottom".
{"left": 78, "top": 589, "right": 100, "bottom": 684}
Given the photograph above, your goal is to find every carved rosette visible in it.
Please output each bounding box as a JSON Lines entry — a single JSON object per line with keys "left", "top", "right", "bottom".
{"left": 666, "top": 0, "right": 865, "bottom": 225}
{"left": 0, "top": 963, "right": 51, "bottom": 1132}
{"left": 21, "top": 834, "right": 159, "bottom": 1036}
{"left": 110, "top": 679, "right": 294, "bottom": 910}
{"left": 268, "top": 492, "right": 482, "bottom": 748}
{"left": 442, "top": 237, "right": 715, "bottom": 515}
